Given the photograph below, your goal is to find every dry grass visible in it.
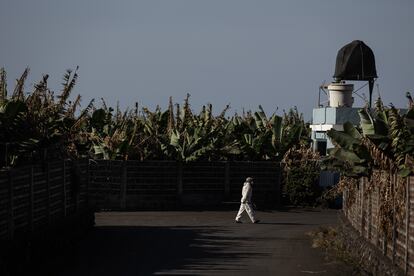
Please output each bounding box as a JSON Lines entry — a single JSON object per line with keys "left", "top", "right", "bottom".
{"left": 308, "top": 226, "right": 366, "bottom": 275}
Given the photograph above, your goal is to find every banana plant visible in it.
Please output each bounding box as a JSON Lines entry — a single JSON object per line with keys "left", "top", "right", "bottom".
{"left": 165, "top": 101, "right": 229, "bottom": 161}
{"left": 325, "top": 122, "right": 372, "bottom": 177}
{"left": 88, "top": 106, "right": 143, "bottom": 160}
{"left": 326, "top": 96, "right": 414, "bottom": 177}
{"left": 1, "top": 68, "right": 312, "bottom": 166}
{"left": 0, "top": 68, "right": 87, "bottom": 165}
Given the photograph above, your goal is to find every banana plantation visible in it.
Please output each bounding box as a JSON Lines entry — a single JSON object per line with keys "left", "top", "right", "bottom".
{"left": 0, "top": 68, "right": 310, "bottom": 168}
{"left": 2, "top": 68, "right": 414, "bottom": 274}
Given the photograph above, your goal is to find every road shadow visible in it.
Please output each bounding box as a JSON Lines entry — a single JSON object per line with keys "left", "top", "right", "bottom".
{"left": 46, "top": 225, "right": 269, "bottom": 276}
{"left": 10, "top": 209, "right": 351, "bottom": 276}
{"left": 272, "top": 206, "right": 324, "bottom": 213}
{"left": 256, "top": 222, "right": 315, "bottom": 226}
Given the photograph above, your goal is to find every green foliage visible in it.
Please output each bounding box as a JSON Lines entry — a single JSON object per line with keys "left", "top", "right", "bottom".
{"left": 0, "top": 69, "right": 310, "bottom": 167}
{"left": 325, "top": 96, "right": 414, "bottom": 178}
{"left": 0, "top": 67, "right": 92, "bottom": 166}
{"left": 282, "top": 145, "right": 321, "bottom": 205}
{"left": 325, "top": 122, "right": 371, "bottom": 177}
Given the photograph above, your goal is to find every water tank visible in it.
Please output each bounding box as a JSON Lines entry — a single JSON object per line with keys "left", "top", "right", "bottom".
{"left": 333, "top": 40, "right": 377, "bottom": 81}
{"left": 328, "top": 82, "right": 354, "bottom": 107}
{"left": 333, "top": 40, "right": 377, "bottom": 107}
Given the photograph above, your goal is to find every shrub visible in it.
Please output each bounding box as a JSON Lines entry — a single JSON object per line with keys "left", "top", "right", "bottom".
{"left": 282, "top": 145, "right": 321, "bottom": 205}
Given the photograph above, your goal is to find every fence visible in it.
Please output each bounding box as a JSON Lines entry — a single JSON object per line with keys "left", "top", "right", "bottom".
{"left": 343, "top": 173, "right": 414, "bottom": 275}
{"left": 0, "top": 159, "right": 281, "bottom": 240}
{"left": 0, "top": 159, "right": 90, "bottom": 242}
{"left": 88, "top": 160, "right": 281, "bottom": 210}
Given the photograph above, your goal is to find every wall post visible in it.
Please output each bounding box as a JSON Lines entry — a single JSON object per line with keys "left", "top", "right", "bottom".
{"left": 377, "top": 184, "right": 381, "bottom": 247}
{"left": 367, "top": 189, "right": 372, "bottom": 240}
{"left": 8, "top": 170, "right": 14, "bottom": 240}
{"left": 224, "top": 162, "right": 230, "bottom": 197}
{"left": 63, "top": 160, "right": 67, "bottom": 217}
{"left": 29, "top": 166, "right": 34, "bottom": 232}
{"left": 361, "top": 177, "right": 364, "bottom": 235}
{"left": 120, "top": 161, "right": 127, "bottom": 209}
{"left": 46, "top": 162, "right": 51, "bottom": 225}
{"left": 405, "top": 176, "right": 410, "bottom": 274}
{"left": 177, "top": 161, "right": 183, "bottom": 200}
{"left": 343, "top": 187, "right": 347, "bottom": 218}
{"left": 392, "top": 173, "right": 396, "bottom": 264}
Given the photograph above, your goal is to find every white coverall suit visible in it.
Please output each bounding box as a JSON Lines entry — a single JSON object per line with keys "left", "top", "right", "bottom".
{"left": 235, "top": 181, "right": 257, "bottom": 222}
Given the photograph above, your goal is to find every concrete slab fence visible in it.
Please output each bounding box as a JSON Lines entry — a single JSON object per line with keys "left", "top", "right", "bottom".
{"left": 88, "top": 160, "right": 281, "bottom": 210}
{"left": 343, "top": 173, "right": 414, "bottom": 275}
{"left": 0, "top": 159, "right": 281, "bottom": 242}
{"left": 0, "top": 159, "right": 90, "bottom": 242}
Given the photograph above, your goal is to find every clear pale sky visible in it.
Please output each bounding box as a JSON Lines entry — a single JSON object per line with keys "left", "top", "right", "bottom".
{"left": 1, "top": 0, "right": 413, "bottom": 119}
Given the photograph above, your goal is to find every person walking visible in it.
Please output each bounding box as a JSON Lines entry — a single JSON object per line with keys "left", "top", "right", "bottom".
{"left": 235, "top": 177, "right": 260, "bottom": 223}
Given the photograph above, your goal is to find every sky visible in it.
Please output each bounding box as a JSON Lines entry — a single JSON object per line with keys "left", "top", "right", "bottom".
{"left": 1, "top": 0, "right": 413, "bottom": 120}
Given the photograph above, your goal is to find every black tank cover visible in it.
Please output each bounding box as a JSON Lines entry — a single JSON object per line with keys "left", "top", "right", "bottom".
{"left": 333, "top": 40, "right": 377, "bottom": 81}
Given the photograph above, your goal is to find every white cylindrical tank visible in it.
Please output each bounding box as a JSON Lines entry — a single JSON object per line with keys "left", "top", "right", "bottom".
{"left": 328, "top": 82, "right": 354, "bottom": 107}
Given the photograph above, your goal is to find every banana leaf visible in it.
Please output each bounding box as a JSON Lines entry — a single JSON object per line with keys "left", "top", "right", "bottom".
{"left": 170, "top": 130, "right": 180, "bottom": 147}
{"left": 398, "top": 165, "right": 412, "bottom": 177}
{"left": 343, "top": 122, "right": 362, "bottom": 139}
{"left": 253, "top": 112, "right": 264, "bottom": 130}
{"left": 270, "top": 115, "right": 283, "bottom": 144}
{"left": 358, "top": 109, "right": 375, "bottom": 135}
{"left": 2, "top": 100, "right": 27, "bottom": 118}
{"left": 91, "top": 109, "right": 107, "bottom": 129}
{"left": 328, "top": 147, "right": 366, "bottom": 164}
{"left": 326, "top": 128, "right": 360, "bottom": 150}
{"left": 257, "top": 105, "right": 269, "bottom": 128}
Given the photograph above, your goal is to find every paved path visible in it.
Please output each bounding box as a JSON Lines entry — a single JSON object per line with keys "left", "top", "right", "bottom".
{"left": 59, "top": 209, "right": 353, "bottom": 276}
